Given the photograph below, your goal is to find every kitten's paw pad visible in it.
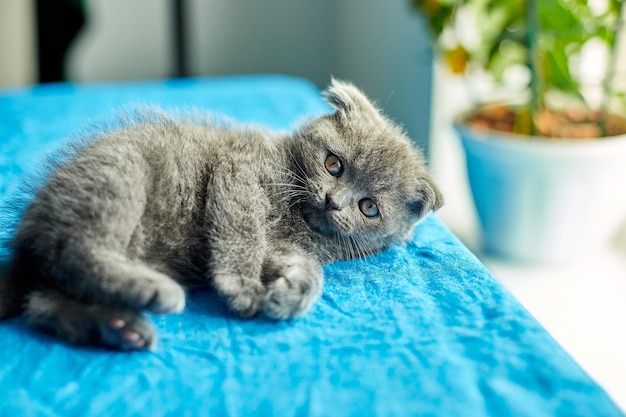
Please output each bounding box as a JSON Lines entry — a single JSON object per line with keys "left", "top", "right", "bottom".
{"left": 99, "top": 314, "right": 156, "bottom": 351}
{"left": 263, "top": 258, "right": 322, "bottom": 320}
{"left": 219, "top": 279, "right": 266, "bottom": 319}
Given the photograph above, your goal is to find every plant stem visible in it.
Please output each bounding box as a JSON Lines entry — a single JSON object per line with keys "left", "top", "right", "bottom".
{"left": 600, "top": 2, "right": 624, "bottom": 137}
{"left": 526, "top": 0, "right": 540, "bottom": 137}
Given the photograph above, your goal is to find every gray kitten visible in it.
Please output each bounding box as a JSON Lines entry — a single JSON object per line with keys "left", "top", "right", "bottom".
{"left": 0, "top": 80, "right": 442, "bottom": 350}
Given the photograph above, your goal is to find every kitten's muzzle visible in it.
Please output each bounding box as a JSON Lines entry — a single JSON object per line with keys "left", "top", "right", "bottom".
{"left": 324, "top": 194, "right": 341, "bottom": 211}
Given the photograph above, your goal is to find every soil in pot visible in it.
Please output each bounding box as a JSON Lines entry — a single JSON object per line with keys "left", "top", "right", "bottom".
{"left": 465, "top": 105, "right": 626, "bottom": 140}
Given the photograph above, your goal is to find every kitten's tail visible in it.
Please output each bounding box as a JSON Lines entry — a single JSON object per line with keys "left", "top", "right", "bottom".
{"left": 0, "top": 257, "right": 34, "bottom": 319}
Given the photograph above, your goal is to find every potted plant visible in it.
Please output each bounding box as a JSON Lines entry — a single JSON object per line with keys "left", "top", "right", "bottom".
{"left": 411, "top": 0, "right": 626, "bottom": 262}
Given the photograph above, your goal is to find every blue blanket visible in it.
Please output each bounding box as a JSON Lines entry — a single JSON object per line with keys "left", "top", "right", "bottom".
{"left": 0, "top": 75, "right": 621, "bottom": 417}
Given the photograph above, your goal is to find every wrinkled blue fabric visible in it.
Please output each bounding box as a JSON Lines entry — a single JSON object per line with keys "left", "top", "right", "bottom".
{"left": 0, "top": 76, "right": 622, "bottom": 417}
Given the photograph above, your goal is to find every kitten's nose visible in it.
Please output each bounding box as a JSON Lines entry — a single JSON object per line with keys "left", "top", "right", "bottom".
{"left": 324, "top": 193, "right": 340, "bottom": 211}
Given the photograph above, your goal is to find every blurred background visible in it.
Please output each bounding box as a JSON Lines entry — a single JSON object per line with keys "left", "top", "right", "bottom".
{"left": 0, "top": 0, "right": 434, "bottom": 153}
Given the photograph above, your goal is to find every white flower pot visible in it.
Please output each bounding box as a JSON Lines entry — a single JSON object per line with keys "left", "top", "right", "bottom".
{"left": 455, "top": 120, "right": 626, "bottom": 262}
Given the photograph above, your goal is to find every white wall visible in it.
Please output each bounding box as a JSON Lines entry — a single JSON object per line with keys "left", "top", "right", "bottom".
{"left": 0, "top": 0, "right": 37, "bottom": 88}
{"left": 331, "top": 0, "right": 433, "bottom": 152}
{"left": 66, "top": 0, "right": 434, "bottom": 150}
{"left": 67, "top": 0, "right": 173, "bottom": 81}
{"left": 186, "top": 0, "right": 433, "bottom": 149}
{"left": 187, "top": 0, "right": 333, "bottom": 87}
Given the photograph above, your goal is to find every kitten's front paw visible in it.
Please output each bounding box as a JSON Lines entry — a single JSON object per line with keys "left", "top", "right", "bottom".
{"left": 123, "top": 271, "right": 186, "bottom": 314}
{"left": 146, "top": 279, "right": 186, "bottom": 314}
{"left": 217, "top": 277, "right": 266, "bottom": 318}
{"left": 263, "top": 255, "right": 323, "bottom": 320}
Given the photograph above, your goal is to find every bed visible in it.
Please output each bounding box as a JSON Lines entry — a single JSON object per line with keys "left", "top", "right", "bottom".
{"left": 0, "top": 75, "right": 622, "bottom": 417}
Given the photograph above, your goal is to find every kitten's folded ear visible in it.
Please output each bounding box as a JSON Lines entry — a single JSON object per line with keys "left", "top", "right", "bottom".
{"left": 410, "top": 177, "right": 444, "bottom": 218}
{"left": 323, "top": 78, "right": 384, "bottom": 122}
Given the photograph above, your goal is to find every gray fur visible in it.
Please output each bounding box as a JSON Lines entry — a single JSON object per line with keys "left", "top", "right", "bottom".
{"left": 0, "top": 80, "right": 443, "bottom": 350}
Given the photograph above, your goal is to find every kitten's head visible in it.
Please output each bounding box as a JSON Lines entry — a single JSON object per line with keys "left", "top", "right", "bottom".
{"left": 291, "top": 79, "right": 443, "bottom": 257}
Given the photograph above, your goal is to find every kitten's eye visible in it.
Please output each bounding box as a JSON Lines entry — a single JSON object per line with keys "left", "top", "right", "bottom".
{"left": 325, "top": 154, "right": 343, "bottom": 177}
{"left": 358, "top": 198, "right": 379, "bottom": 218}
